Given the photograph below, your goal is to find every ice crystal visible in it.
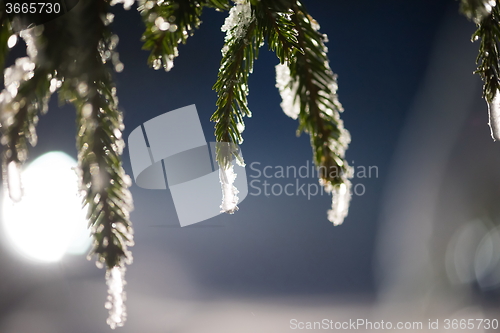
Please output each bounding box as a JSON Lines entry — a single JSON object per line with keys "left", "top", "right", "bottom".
{"left": 105, "top": 266, "right": 127, "bottom": 329}
{"left": 466, "top": 0, "right": 497, "bottom": 23}
{"left": 221, "top": 0, "right": 254, "bottom": 55}
{"left": 275, "top": 63, "right": 300, "bottom": 119}
{"left": 488, "top": 90, "right": 500, "bottom": 141}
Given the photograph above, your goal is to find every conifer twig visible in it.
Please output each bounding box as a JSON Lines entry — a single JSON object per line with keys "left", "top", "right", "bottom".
{"left": 275, "top": 1, "right": 352, "bottom": 225}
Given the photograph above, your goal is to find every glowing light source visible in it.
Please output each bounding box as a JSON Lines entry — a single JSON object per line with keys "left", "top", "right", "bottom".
{"left": 2, "top": 151, "right": 91, "bottom": 262}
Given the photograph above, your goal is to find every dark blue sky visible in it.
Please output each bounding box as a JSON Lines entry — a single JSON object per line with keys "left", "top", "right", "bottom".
{"left": 111, "top": 0, "right": 455, "bottom": 296}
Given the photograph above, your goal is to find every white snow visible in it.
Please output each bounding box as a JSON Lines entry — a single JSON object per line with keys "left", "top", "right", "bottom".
{"left": 274, "top": 13, "right": 354, "bottom": 225}
{"left": 236, "top": 121, "right": 245, "bottom": 134}
{"left": 275, "top": 63, "right": 300, "bottom": 119}
{"left": 221, "top": 0, "right": 254, "bottom": 55}
{"left": 326, "top": 181, "right": 352, "bottom": 226}
{"left": 105, "top": 266, "right": 127, "bottom": 329}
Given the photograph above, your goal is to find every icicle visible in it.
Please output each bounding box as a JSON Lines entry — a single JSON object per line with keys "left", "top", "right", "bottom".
{"left": 219, "top": 164, "right": 239, "bottom": 214}
{"left": 5, "top": 161, "right": 23, "bottom": 202}
{"left": 236, "top": 121, "right": 245, "bottom": 134}
{"left": 4, "top": 57, "right": 35, "bottom": 97}
{"left": 275, "top": 63, "right": 300, "bottom": 119}
{"left": 326, "top": 181, "right": 352, "bottom": 226}
{"left": 105, "top": 266, "right": 127, "bottom": 329}
{"left": 488, "top": 90, "right": 500, "bottom": 141}
{"left": 217, "top": 142, "right": 242, "bottom": 214}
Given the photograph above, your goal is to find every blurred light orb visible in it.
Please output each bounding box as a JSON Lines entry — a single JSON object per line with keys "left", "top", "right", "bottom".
{"left": 2, "top": 151, "right": 91, "bottom": 262}
{"left": 445, "top": 220, "right": 488, "bottom": 284}
{"left": 474, "top": 226, "right": 500, "bottom": 289}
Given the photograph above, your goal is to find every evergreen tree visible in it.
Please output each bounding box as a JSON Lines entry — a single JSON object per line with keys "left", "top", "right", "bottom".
{"left": 0, "top": 0, "right": 497, "bottom": 328}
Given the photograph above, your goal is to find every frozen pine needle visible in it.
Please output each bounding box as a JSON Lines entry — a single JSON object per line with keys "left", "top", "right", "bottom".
{"left": 105, "top": 266, "right": 127, "bottom": 329}
{"left": 216, "top": 142, "right": 243, "bottom": 214}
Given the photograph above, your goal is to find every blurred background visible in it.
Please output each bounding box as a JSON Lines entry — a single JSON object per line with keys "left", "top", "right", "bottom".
{"left": 2, "top": 0, "right": 500, "bottom": 331}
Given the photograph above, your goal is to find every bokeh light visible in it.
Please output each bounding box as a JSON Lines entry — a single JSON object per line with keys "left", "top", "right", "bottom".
{"left": 2, "top": 151, "right": 91, "bottom": 262}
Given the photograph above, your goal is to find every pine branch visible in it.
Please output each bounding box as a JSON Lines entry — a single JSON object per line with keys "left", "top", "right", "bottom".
{"left": 0, "top": 4, "right": 94, "bottom": 201}
{"left": 469, "top": 3, "right": 500, "bottom": 102}
{"left": 460, "top": 1, "right": 500, "bottom": 140}
{"left": 210, "top": 0, "right": 300, "bottom": 156}
{"left": 51, "top": 0, "right": 133, "bottom": 328}
{"left": 2, "top": 1, "right": 134, "bottom": 277}
{"left": 255, "top": 0, "right": 300, "bottom": 64}
{"left": 72, "top": 79, "right": 134, "bottom": 271}
{"left": 0, "top": 22, "right": 55, "bottom": 201}
{"left": 211, "top": 1, "right": 261, "bottom": 167}
{"left": 0, "top": 66, "right": 51, "bottom": 201}
{"left": 54, "top": 0, "right": 133, "bottom": 269}
{"left": 210, "top": 0, "right": 261, "bottom": 214}
{"left": 275, "top": 1, "right": 351, "bottom": 225}
{"left": 140, "top": 0, "right": 229, "bottom": 71}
